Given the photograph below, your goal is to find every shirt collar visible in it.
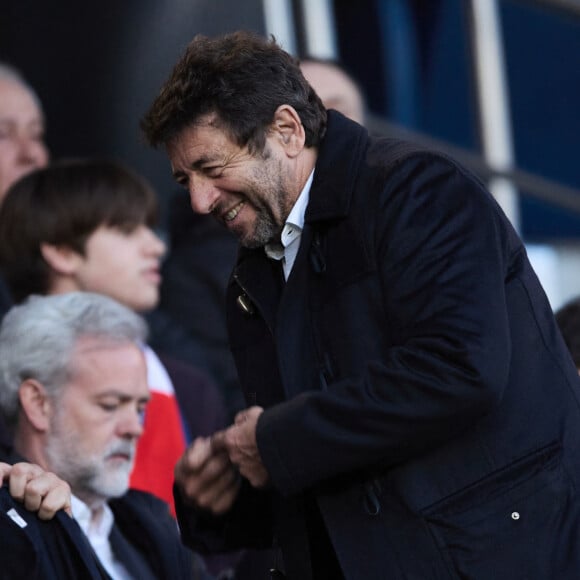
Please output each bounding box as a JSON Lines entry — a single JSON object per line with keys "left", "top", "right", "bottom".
{"left": 71, "top": 494, "right": 114, "bottom": 539}
{"left": 286, "top": 169, "right": 313, "bottom": 232}
{"left": 265, "top": 169, "right": 314, "bottom": 259}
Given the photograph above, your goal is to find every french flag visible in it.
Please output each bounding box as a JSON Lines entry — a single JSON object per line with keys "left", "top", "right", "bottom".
{"left": 130, "top": 345, "right": 187, "bottom": 516}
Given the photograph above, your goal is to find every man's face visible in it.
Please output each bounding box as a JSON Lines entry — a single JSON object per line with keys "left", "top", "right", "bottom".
{"left": 71, "top": 224, "right": 166, "bottom": 312}
{"left": 167, "top": 117, "right": 295, "bottom": 248}
{"left": 44, "top": 338, "right": 149, "bottom": 506}
{"left": 0, "top": 78, "right": 49, "bottom": 201}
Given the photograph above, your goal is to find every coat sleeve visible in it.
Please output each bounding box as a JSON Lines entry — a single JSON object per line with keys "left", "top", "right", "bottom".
{"left": 258, "top": 152, "right": 517, "bottom": 496}
{"left": 175, "top": 479, "right": 275, "bottom": 553}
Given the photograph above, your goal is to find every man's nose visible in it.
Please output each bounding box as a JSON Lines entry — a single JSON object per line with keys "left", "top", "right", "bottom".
{"left": 188, "top": 174, "right": 220, "bottom": 214}
{"left": 118, "top": 407, "right": 145, "bottom": 439}
{"left": 17, "top": 135, "right": 46, "bottom": 165}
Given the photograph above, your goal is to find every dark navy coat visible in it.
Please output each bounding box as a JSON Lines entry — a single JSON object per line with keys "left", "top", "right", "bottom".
{"left": 0, "top": 485, "right": 106, "bottom": 579}
{"left": 0, "top": 483, "right": 204, "bottom": 579}
{"left": 177, "top": 112, "right": 580, "bottom": 579}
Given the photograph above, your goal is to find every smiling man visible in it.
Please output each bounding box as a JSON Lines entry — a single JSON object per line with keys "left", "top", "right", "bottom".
{"left": 143, "top": 31, "right": 580, "bottom": 580}
{"left": 0, "top": 292, "right": 207, "bottom": 579}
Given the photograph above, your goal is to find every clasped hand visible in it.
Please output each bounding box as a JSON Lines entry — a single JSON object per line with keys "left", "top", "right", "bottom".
{"left": 174, "top": 406, "right": 268, "bottom": 515}
{"left": 0, "top": 461, "right": 72, "bottom": 519}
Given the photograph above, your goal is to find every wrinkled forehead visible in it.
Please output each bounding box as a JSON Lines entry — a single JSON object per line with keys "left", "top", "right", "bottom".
{"left": 67, "top": 336, "right": 149, "bottom": 392}
{"left": 167, "top": 114, "right": 239, "bottom": 165}
{"left": 168, "top": 112, "right": 227, "bottom": 145}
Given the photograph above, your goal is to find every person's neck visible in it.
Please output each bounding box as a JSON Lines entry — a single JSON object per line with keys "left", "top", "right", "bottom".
{"left": 75, "top": 489, "right": 106, "bottom": 514}
{"left": 72, "top": 493, "right": 108, "bottom": 535}
{"left": 293, "top": 148, "right": 317, "bottom": 200}
{"left": 13, "top": 429, "right": 49, "bottom": 470}
{"left": 48, "top": 277, "right": 81, "bottom": 296}
{"left": 87, "top": 501, "right": 106, "bottom": 531}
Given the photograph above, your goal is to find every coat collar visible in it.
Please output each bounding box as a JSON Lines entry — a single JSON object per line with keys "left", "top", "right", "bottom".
{"left": 305, "top": 110, "right": 369, "bottom": 223}
{"left": 231, "top": 112, "right": 369, "bottom": 329}
{"left": 236, "top": 110, "right": 368, "bottom": 268}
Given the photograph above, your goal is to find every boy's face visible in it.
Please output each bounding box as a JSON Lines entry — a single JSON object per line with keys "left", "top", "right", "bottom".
{"left": 72, "top": 224, "right": 166, "bottom": 312}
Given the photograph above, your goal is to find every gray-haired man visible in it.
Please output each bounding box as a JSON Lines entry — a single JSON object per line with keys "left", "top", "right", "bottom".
{"left": 0, "top": 292, "right": 211, "bottom": 579}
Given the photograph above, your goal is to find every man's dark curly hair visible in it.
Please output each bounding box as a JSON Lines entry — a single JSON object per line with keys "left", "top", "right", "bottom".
{"left": 141, "top": 30, "right": 327, "bottom": 153}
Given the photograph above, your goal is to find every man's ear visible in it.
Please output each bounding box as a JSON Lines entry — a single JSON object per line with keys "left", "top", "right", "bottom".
{"left": 19, "top": 379, "right": 52, "bottom": 432}
{"left": 40, "top": 243, "right": 83, "bottom": 275}
{"left": 271, "top": 105, "right": 306, "bottom": 158}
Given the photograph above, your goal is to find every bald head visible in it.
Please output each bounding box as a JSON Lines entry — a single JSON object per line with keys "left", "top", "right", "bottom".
{"left": 0, "top": 66, "right": 49, "bottom": 202}
{"left": 300, "top": 59, "right": 366, "bottom": 126}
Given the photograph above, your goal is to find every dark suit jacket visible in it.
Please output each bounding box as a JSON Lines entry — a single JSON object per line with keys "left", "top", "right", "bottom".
{"left": 0, "top": 483, "right": 208, "bottom": 580}
{"left": 110, "top": 489, "right": 207, "bottom": 579}
{"left": 177, "top": 111, "right": 580, "bottom": 579}
{"left": 0, "top": 485, "right": 106, "bottom": 580}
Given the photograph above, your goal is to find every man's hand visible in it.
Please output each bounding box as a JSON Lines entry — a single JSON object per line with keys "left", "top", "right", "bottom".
{"left": 213, "top": 406, "right": 269, "bottom": 488}
{"left": 174, "top": 436, "right": 241, "bottom": 515}
{"left": 0, "top": 462, "right": 72, "bottom": 520}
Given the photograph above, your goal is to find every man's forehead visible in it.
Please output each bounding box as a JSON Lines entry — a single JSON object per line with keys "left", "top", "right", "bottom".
{"left": 68, "top": 337, "right": 145, "bottom": 373}
{"left": 168, "top": 117, "right": 238, "bottom": 167}
{"left": 73, "top": 335, "right": 135, "bottom": 354}
{"left": 173, "top": 114, "right": 227, "bottom": 143}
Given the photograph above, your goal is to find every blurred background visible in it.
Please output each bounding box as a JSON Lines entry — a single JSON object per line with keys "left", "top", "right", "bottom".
{"left": 2, "top": 0, "right": 579, "bottom": 308}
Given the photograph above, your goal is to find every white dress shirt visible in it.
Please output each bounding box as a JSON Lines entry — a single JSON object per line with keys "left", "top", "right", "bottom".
{"left": 265, "top": 170, "right": 314, "bottom": 279}
{"left": 71, "top": 495, "right": 133, "bottom": 580}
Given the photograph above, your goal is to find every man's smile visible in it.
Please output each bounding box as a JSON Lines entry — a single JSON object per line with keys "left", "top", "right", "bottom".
{"left": 223, "top": 201, "right": 245, "bottom": 222}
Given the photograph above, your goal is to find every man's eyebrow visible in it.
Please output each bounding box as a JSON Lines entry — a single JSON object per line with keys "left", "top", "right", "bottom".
{"left": 95, "top": 390, "right": 150, "bottom": 402}
{"left": 172, "top": 154, "right": 223, "bottom": 181}
{"left": 189, "top": 156, "right": 213, "bottom": 170}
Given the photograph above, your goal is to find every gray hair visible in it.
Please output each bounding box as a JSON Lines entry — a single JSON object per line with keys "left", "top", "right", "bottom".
{"left": 0, "top": 292, "right": 147, "bottom": 428}
{"left": 0, "top": 62, "right": 44, "bottom": 113}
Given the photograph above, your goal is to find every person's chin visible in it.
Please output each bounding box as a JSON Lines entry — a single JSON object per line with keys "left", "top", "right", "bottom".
{"left": 132, "top": 293, "right": 159, "bottom": 313}
{"left": 100, "top": 466, "right": 132, "bottom": 496}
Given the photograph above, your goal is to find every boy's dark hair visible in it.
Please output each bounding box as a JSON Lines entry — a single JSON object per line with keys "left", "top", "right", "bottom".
{"left": 141, "top": 30, "right": 327, "bottom": 153}
{"left": 0, "top": 158, "right": 158, "bottom": 302}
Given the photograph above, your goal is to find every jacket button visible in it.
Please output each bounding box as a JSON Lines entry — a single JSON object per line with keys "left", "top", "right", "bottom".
{"left": 511, "top": 511, "right": 520, "bottom": 520}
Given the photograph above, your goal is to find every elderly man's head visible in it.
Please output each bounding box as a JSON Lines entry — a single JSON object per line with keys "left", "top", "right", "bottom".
{"left": 299, "top": 58, "right": 366, "bottom": 126}
{"left": 0, "top": 292, "right": 149, "bottom": 508}
{"left": 0, "top": 64, "right": 48, "bottom": 201}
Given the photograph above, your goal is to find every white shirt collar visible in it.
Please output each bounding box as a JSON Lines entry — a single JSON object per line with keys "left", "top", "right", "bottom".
{"left": 285, "top": 169, "right": 313, "bottom": 233}
{"left": 265, "top": 169, "right": 314, "bottom": 263}
{"left": 71, "top": 494, "right": 113, "bottom": 538}
{"left": 71, "top": 494, "right": 132, "bottom": 580}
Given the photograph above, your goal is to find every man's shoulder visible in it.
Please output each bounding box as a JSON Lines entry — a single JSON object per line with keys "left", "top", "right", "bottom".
{"left": 109, "top": 490, "right": 198, "bottom": 577}
{"left": 0, "top": 487, "right": 41, "bottom": 577}
{"left": 0, "top": 486, "right": 102, "bottom": 579}
{"left": 110, "top": 488, "right": 171, "bottom": 515}
{"left": 0, "top": 484, "right": 45, "bottom": 531}
{"left": 108, "top": 490, "right": 178, "bottom": 549}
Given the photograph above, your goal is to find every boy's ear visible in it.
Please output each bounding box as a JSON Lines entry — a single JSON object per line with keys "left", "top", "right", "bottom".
{"left": 19, "top": 379, "right": 52, "bottom": 432}
{"left": 40, "top": 243, "right": 83, "bottom": 275}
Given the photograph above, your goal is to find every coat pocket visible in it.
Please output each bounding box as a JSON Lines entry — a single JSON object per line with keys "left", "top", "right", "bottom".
{"left": 421, "top": 442, "right": 580, "bottom": 579}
